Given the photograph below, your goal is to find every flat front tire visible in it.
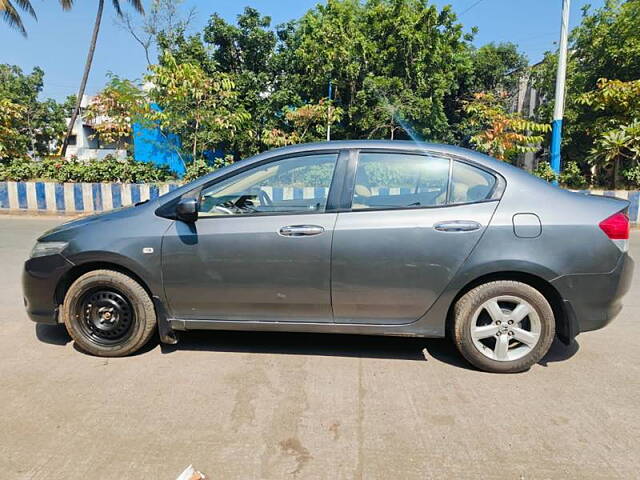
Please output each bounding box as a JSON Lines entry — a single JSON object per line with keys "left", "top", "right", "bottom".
{"left": 62, "top": 270, "right": 157, "bottom": 357}
{"left": 452, "top": 280, "right": 555, "bottom": 373}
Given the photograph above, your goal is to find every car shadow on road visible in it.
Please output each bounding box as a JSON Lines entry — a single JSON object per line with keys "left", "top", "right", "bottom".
{"left": 34, "top": 324, "right": 580, "bottom": 370}
{"left": 35, "top": 324, "right": 71, "bottom": 346}
{"left": 538, "top": 337, "right": 580, "bottom": 366}
{"left": 34, "top": 324, "right": 160, "bottom": 356}
{"left": 161, "top": 330, "right": 581, "bottom": 371}
{"left": 162, "top": 330, "right": 431, "bottom": 361}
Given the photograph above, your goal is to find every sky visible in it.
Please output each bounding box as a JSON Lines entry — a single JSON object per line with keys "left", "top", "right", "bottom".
{"left": 0, "top": 0, "right": 605, "bottom": 101}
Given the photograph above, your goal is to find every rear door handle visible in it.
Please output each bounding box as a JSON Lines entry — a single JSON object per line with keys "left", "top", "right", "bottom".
{"left": 434, "top": 220, "right": 482, "bottom": 232}
{"left": 279, "top": 225, "right": 325, "bottom": 237}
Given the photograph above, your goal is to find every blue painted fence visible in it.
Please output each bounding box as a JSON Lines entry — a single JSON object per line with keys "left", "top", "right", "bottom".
{"left": 0, "top": 181, "right": 180, "bottom": 213}
{"left": 1, "top": 182, "right": 639, "bottom": 225}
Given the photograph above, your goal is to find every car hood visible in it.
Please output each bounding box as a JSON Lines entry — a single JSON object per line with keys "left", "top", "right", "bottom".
{"left": 38, "top": 204, "right": 141, "bottom": 241}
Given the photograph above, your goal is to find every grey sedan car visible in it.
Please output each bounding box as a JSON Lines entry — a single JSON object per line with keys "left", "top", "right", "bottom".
{"left": 23, "top": 141, "right": 633, "bottom": 373}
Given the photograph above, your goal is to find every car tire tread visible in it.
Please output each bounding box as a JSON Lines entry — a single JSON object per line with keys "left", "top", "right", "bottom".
{"left": 453, "top": 280, "right": 555, "bottom": 373}
{"left": 61, "top": 269, "right": 156, "bottom": 357}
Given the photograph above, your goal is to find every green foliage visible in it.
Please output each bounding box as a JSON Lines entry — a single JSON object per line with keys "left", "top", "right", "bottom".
{"left": 559, "top": 161, "right": 588, "bottom": 189}
{"left": 532, "top": 161, "right": 589, "bottom": 189}
{"left": 622, "top": 165, "right": 640, "bottom": 187}
{"left": 470, "top": 42, "right": 528, "bottom": 93}
{"left": 0, "top": 156, "right": 175, "bottom": 183}
{"left": 7, "top": 0, "right": 640, "bottom": 192}
{"left": 285, "top": 0, "right": 473, "bottom": 142}
{"left": 84, "top": 74, "right": 149, "bottom": 151}
{"left": 146, "top": 53, "right": 251, "bottom": 163}
{"left": 262, "top": 100, "right": 343, "bottom": 147}
{"left": 577, "top": 79, "right": 640, "bottom": 188}
{"left": 0, "top": 98, "right": 27, "bottom": 161}
{"left": 532, "top": 0, "right": 640, "bottom": 187}
{"left": 463, "top": 92, "right": 550, "bottom": 162}
{"left": 182, "top": 155, "right": 234, "bottom": 182}
{"left": 0, "top": 64, "right": 70, "bottom": 158}
{"left": 532, "top": 161, "right": 557, "bottom": 183}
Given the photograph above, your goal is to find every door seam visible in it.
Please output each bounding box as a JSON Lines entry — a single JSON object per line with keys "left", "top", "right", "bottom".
{"left": 328, "top": 213, "right": 339, "bottom": 322}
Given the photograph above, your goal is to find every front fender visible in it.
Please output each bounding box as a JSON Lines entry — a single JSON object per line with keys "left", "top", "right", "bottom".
{"left": 63, "top": 250, "right": 164, "bottom": 298}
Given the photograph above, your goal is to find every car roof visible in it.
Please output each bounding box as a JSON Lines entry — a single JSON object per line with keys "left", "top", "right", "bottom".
{"left": 168, "top": 139, "right": 549, "bottom": 201}
{"left": 247, "top": 140, "right": 511, "bottom": 175}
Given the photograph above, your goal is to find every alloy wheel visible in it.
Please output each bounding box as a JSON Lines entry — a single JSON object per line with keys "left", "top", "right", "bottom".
{"left": 469, "top": 295, "right": 541, "bottom": 362}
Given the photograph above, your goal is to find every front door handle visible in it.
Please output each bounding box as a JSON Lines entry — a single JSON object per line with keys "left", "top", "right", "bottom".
{"left": 434, "top": 220, "right": 482, "bottom": 232}
{"left": 279, "top": 225, "right": 325, "bottom": 237}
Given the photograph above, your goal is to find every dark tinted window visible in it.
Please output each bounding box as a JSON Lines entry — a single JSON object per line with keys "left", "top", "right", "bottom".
{"left": 449, "top": 161, "right": 496, "bottom": 204}
{"left": 352, "top": 153, "right": 450, "bottom": 210}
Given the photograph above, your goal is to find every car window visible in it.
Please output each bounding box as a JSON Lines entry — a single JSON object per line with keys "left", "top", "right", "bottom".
{"left": 449, "top": 161, "right": 496, "bottom": 204}
{"left": 198, "top": 153, "right": 338, "bottom": 217}
{"left": 352, "top": 152, "right": 450, "bottom": 210}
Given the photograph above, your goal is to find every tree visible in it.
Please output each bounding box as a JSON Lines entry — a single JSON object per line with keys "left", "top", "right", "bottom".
{"left": 470, "top": 42, "right": 528, "bottom": 93}
{"left": 463, "top": 92, "right": 550, "bottom": 162}
{"left": 0, "top": 64, "right": 71, "bottom": 157}
{"left": 145, "top": 53, "right": 250, "bottom": 163}
{"left": 116, "top": 0, "right": 196, "bottom": 66}
{"left": 263, "top": 100, "right": 343, "bottom": 147}
{"left": 531, "top": 0, "right": 640, "bottom": 183}
{"left": 1, "top": 0, "right": 36, "bottom": 35}
{"left": 578, "top": 78, "right": 640, "bottom": 187}
{"left": 202, "top": 7, "right": 284, "bottom": 157}
{"left": 84, "top": 74, "right": 148, "bottom": 151}
{"left": 1, "top": 0, "right": 72, "bottom": 36}
{"left": 154, "top": 2, "right": 531, "bottom": 158}
{"left": 283, "top": 0, "right": 474, "bottom": 142}
{"left": 60, "top": 0, "right": 144, "bottom": 157}
{"left": 0, "top": 98, "right": 26, "bottom": 161}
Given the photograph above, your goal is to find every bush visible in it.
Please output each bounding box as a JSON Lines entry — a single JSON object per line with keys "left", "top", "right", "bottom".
{"left": 0, "top": 156, "right": 176, "bottom": 183}
{"left": 623, "top": 165, "right": 640, "bottom": 188}
{"left": 559, "top": 161, "right": 588, "bottom": 189}
{"left": 532, "top": 161, "right": 557, "bottom": 182}
{"left": 183, "top": 156, "right": 234, "bottom": 182}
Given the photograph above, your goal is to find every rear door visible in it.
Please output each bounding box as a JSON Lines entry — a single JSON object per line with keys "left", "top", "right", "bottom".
{"left": 331, "top": 150, "right": 500, "bottom": 324}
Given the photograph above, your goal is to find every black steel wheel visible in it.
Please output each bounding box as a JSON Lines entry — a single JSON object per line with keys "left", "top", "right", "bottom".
{"left": 77, "top": 289, "right": 135, "bottom": 345}
{"left": 62, "top": 270, "right": 157, "bottom": 357}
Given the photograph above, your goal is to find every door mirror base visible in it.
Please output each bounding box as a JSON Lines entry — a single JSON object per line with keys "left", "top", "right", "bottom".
{"left": 176, "top": 198, "right": 199, "bottom": 223}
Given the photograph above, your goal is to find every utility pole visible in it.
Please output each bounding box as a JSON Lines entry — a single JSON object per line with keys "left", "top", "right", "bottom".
{"left": 550, "top": 0, "right": 571, "bottom": 180}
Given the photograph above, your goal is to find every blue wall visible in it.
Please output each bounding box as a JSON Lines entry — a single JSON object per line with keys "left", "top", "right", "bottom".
{"left": 132, "top": 104, "right": 186, "bottom": 176}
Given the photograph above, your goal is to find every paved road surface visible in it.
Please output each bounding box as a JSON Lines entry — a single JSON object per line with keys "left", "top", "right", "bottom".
{"left": 1, "top": 216, "right": 638, "bottom": 479}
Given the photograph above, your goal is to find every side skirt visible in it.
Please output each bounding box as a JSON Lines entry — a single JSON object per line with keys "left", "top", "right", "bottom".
{"left": 168, "top": 318, "right": 443, "bottom": 338}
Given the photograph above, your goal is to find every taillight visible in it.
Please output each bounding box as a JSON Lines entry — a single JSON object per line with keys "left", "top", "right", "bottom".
{"left": 599, "top": 212, "right": 629, "bottom": 251}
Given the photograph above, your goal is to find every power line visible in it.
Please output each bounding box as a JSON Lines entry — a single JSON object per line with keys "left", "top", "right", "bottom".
{"left": 459, "top": 0, "right": 485, "bottom": 17}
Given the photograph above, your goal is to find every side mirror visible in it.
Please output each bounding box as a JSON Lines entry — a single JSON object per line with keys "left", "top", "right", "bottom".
{"left": 176, "top": 197, "right": 199, "bottom": 223}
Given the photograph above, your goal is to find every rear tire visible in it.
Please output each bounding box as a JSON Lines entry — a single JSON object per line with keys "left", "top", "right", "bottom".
{"left": 452, "top": 280, "right": 555, "bottom": 373}
{"left": 62, "top": 270, "right": 156, "bottom": 357}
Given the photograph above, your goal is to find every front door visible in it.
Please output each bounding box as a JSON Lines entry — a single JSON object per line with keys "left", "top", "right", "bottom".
{"left": 331, "top": 151, "right": 500, "bottom": 324}
{"left": 162, "top": 152, "right": 340, "bottom": 322}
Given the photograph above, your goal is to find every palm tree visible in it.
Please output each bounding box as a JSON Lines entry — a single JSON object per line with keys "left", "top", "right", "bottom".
{"left": 1, "top": 0, "right": 73, "bottom": 35}
{"left": 1, "top": 0, "right": 37, "bottom": 35}
{"left": 60, "top": 0, "right": 144, "bottom": 156}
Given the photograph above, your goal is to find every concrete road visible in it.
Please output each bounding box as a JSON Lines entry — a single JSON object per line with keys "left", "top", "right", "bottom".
{"left": 0, "top": 216, "right": 639, "bottom": 479}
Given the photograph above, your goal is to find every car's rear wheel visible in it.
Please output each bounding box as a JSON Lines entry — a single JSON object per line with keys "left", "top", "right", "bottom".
{"left": 452, "top": 280, "right": 555, "bottom": 373}
{"left": 62, "top": 270, "right": 156, "bottom": 357}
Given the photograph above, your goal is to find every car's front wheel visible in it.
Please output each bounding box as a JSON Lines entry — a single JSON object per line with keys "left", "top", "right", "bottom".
{"left": 452, "top": 280, "right": 555, "bottom": 373}
{"left": 62, "top": 269, "right": 157, "bottom": 357}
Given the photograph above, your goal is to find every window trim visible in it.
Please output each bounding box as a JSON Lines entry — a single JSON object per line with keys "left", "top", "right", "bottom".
{"left": 343, "top": 148, "right": 504, "bottom": 213}
{"left": 171, "top": 149, "right": 348, "bottom": 220}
